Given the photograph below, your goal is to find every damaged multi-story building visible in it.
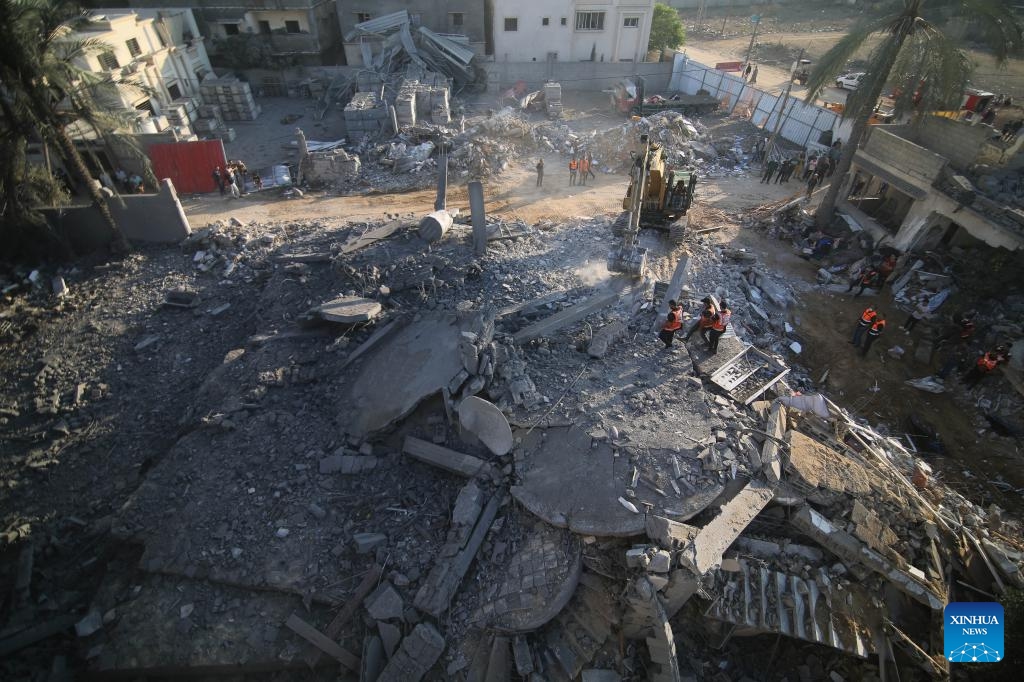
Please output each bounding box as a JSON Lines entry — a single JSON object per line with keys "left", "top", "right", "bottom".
{"left": 836, "top": 115, "right": 1024, "bottom": 253}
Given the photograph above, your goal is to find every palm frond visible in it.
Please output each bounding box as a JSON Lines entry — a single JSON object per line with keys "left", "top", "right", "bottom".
{"left": 804, "top": 11, "right": 904, "bottom": 102}
{"left": 954, "top": 0, "right": 1024, "bottom": 63}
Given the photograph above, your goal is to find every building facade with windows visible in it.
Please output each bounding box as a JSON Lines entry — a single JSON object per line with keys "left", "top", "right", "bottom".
{"left": 492, "top": 0, "right": 655, "bottom": 63}
{"left": 123, "top": 0, "right": 342, "bottom": 65}
{"left": 337, "top": 0, "right": 486, "bottom": 65}
{"left": 70, "top": 9, "right": 213, "bottom": 135}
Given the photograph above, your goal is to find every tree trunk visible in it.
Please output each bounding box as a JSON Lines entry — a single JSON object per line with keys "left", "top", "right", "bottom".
{"left": 51, "top": 124, "right": 130, "bottom": 254}
{"left": 815, "top": 33, "right": 910, "bottom": 229}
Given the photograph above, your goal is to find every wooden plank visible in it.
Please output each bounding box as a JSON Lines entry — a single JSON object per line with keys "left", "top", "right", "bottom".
{"left": 303, "top": 565, "right": 382, "bottom": 667}
{"left": 284, "top": 613, "right": 359, "bottom": 671}
{"left": 273, "top": 252, "right": 332, "bottom": 263}
{"left": 403, "top": 436, "right": 497, "bottom": 479}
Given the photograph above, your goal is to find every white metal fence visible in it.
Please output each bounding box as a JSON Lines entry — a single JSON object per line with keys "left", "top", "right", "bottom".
{"left": 669, "top": 53, "right": 854, "bottom": 152}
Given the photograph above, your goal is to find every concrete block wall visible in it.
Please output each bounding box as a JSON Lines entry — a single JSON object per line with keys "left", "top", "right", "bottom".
{"left": 909, "top": 116, "right": 991, "bottom": 171}
{"left": 863, "top": 127, "right": 947, "bottom": 183}
{"left": 483, "top": 60, "right": 672, "bottom": 95}
{"left": 40, "top": 178, "right": 191, "bottom": 252}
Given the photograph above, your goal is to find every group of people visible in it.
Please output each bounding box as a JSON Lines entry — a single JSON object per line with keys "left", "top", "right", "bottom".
{"left": 850, "top": 306, "right": 887, "bottom": 357}
{"left": 659, "top": 296, "right": 733, "bottom": 355}
{"left": 212, "top": 161, "right": 260, "bottom": 198}
{"left": 568, "top": 153, "right": 596, "bottom": 187}
{"left": 757, "top": 139, "right": 842, "bottom": 200}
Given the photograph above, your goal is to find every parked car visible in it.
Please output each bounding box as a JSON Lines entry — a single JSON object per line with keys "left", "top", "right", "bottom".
{"left": 835, "top": 72, "right": 865, "bottom": 90}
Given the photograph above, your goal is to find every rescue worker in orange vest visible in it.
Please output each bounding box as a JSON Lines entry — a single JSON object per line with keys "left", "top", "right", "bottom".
{"left": 578, "top": 156, "right": 590, "bottom": 186}
{"left": 659, "top": 300, "right": 684, "bottom": 348}
{"left": 569, "top": 157, "right": 578, "bottom": 186}
{"left": 851, "top": 306, "right": 877, "bottom": 347}
{"left": 859, "top": 314, "right": 886, "bottom": 356}
{"left": 963, "top": 344, "right": 1011, "bottom": 387}
{"left": 849, "top": 269, "right": 879, "bottom": 297}
{"left": 684, "top": 297, "right": 718, "bottom": 343}
{"left": 706, "top": 300, "right": 732, "bottom": 354}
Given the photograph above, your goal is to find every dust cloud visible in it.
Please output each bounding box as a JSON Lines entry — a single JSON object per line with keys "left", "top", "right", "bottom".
{"left": 575, "top": 260, "right": 612, "bottom": 286}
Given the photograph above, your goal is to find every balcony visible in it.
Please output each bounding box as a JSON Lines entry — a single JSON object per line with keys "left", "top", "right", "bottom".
{"left": 268, "top": 32, "right": 321, "bottom": 55}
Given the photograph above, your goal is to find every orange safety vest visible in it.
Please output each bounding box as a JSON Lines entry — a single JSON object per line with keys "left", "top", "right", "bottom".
{"left": 711, "top": 309, "right": 732, "bottom": 332}
{"left": 662, "top": 309, "right": 682, "bottom": 332}
{"left": 859, "top": 308, "right": 877, "bottom": 325}
{"left": 868, "top": 319, "right": 886, "bottom": 335}
{"left": 569, "top": 159, "right": 578, "bottom": 171}
{"left": 978, "top": 353, "right": 998, "bottom": 371}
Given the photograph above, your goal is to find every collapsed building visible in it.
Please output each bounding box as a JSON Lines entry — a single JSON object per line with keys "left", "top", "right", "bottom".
{"left": 10, "top": 200, "right": 1017, "bottom": 681}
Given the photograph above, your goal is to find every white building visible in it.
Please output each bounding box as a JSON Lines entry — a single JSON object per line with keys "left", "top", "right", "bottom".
{"left": 492, "top": 0, "right": 655, "bottom": 63}
{"left": 70, "top": 9, "right": 213, "bottom": 135}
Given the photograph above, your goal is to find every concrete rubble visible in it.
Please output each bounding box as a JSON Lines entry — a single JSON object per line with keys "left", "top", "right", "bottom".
{"left": 7, "top": 158, "right": 1023, "bottom": 681}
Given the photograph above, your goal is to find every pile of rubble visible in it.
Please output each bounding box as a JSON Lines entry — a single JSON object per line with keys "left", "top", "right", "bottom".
{"left": 5, "top": 204, "right": 1023, "bottom": 681}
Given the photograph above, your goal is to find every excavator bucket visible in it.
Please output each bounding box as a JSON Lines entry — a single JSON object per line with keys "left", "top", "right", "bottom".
{"left": 608, "top": 244, "right": 648, "bottom": 277}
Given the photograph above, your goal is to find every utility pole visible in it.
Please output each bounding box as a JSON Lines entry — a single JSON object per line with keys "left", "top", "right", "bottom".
{"left": 766, "top": 48, "right": 805, "bottom": 160}
{"left": 743, "top": 14, "right": 761, "bottom": 70}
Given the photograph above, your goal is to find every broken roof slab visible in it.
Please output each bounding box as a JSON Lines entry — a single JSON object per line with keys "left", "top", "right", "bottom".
{"left": 342, "top": 311, "right": 488, "bottom": 437}
{"left": 511, "top": 426, "right": 722, "bottom": 537}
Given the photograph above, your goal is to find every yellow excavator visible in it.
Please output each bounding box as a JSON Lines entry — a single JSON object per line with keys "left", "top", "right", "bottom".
{"left": 609, "top": 134, "right": 698, "bottom": 277}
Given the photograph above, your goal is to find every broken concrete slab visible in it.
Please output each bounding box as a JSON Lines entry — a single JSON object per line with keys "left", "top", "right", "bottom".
{"left": 649, "top": 256, "right": 690, "bottom": 334}
{"left": 645, "top": 515, "right": 698, "bottom": 550}
{"left": 343, "top": 312, "right": 489, "bottom": 436}
{"left": 315, "top": 296, "right": 382, "bottom": 324}
{"left": 366, "top": 583, "right": 404, "bottom": 621}
{"left": 512, "top": 280, "right": 631, "bottom": 344}
{"left": 678, "top": 480, "right": 775, "bottom": 576}
{"left": 457, "top": 396, "right": 513, "bottom": 456}
{"left": 588, "top": 321, "right": 628, "bottom": 358}
{"left": 474, "top": 517, "right": 582, "bottom": 632}
{"left": 353, "top": 532, "right": 387, "bottom": 554}
{"left": 790, "top": 506, "right": 944, "bottom": 610}
{"left": 378, "top": 622, "right": 401, "bottom": 658}
{"left": 512, "top": 426, "right": 721, "bottom": 537}
{"left": 319, "top": 453, "right": 378, "bottom": 474}
{"left": 414, "top": 492, "right": 504, "bottom": 617}
{"left": 761, "top": 401, "right": 787, "bottom": 482}
{"left": 374, "top": 623, "right": 445, "bottom": 682}
{"left": 402, "top": 436, "right": 499, "bottom": 479}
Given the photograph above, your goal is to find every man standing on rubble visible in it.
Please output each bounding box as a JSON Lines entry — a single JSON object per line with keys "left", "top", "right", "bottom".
{"left": 761, "top": 157, "right": 779, "bottom": 183}
{"left": 585, "top": 152, "right": 597, "bottom": 181}
{"left": 659, "top": 300, "right": 684, "bottom": 349}
{"left": 860, "top": 314, "right": 886, "bottom": 357}
{"left": 536, "top": 158, "right": 544, "bottom": 188}
{"left": 684, "top": 297, "right": 718, "bottom": 343}
{"left": 851, "top": 305, "right": 877, "bottom": 347}
{"left": 706, "top": 300, "right": 732, "bottom": 354}
{"left": 579, "top": 155, "right": 589, "bottom": 186}
{"left": 569, "top": 157, "right": 578, "bottom": 186}
{"left": 212, "top": 167, "right": 225, "bottom": 196}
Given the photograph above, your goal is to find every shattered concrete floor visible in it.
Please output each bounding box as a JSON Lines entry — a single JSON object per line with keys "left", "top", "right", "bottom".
{"left": 2, "top": 102, "right": 1024, "bottom": 682}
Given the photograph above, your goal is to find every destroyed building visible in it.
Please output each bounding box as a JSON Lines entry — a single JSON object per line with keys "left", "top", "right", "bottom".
{"left": 4, "top": 198, "right": 1021, "bottom": 681}
{"left": 839, "top": 115, "right": 1024, "bottom": 253}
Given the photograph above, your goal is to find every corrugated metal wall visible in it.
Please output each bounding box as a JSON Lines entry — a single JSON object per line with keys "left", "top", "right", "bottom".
{"left": 669, "top": 53, "right": 853, "bottom": 149}
{"left": 148, "top": 140, "right": 227, "bottom": 194}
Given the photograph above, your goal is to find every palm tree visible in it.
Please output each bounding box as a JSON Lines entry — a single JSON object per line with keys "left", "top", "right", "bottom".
{"left": 0, "top": 0, "right": 150, "bottom": 255}
{"left": 803, "top": 0, "right": 1024, "bottom": 229}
